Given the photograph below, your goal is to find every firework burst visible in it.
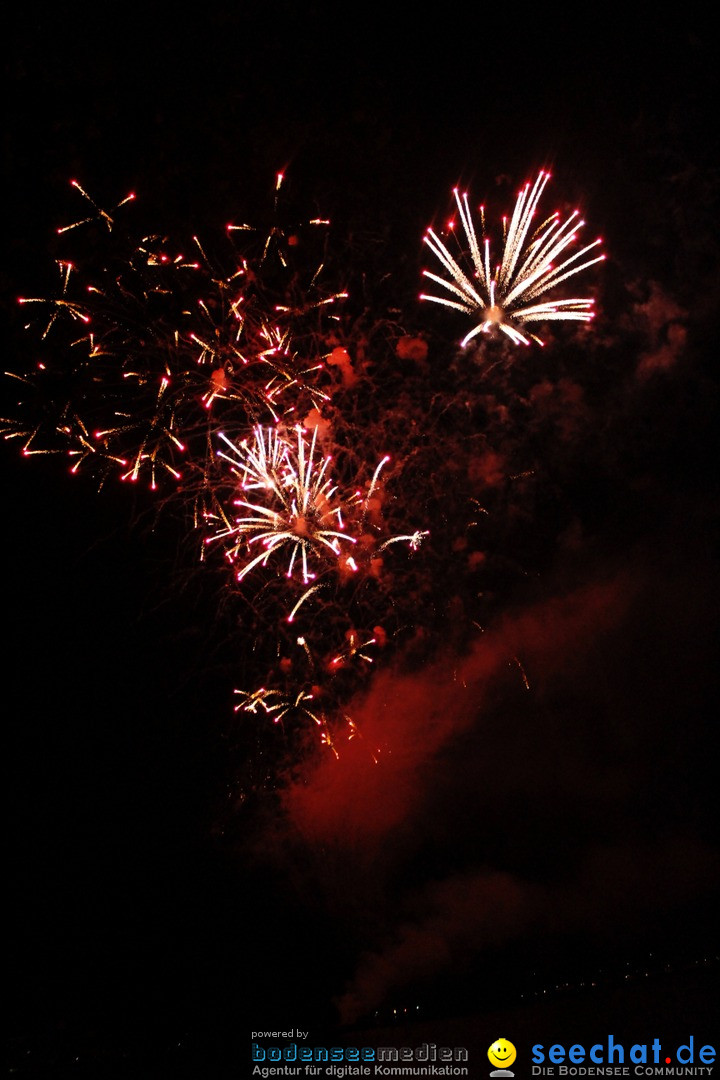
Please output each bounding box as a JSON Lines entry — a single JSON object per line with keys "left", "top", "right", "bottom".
{"left": 4, "top": 178, "right": 343, "bottom": 493}
{"left": 206, "top": 423, "right": 377, "bottom": 585}
{"left": 421, "top": 170, "right": 605, "bottom": 347}
{"left": 232, "top": 685, "right": 344, "bottom": 757}
{"left": 233, "top": 681, "right": 380, "bottom": 761}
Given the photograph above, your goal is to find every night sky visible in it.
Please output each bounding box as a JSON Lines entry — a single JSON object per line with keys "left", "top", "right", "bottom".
{"left": 4, "top": 5, "right": 719, "bottom": 1077}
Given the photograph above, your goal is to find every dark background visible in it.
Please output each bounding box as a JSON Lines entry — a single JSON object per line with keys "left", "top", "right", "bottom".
{"left": 4, "top": 5, "right": 719, "bottom": 1076}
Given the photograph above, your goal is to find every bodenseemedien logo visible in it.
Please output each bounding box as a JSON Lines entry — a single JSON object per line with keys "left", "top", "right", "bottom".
{"left": 251, "top": 1040, "right": 470, "bottom": 1076}
{"left": 489, "top": 1039, "right": 517, "bottom": 1078}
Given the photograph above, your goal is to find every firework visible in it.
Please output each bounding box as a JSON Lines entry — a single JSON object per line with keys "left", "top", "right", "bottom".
{"left": 421, "top": 170, "right": 605, "bottom": 347}
{"left": 234, "top": 682, "right": 378, "bottom": 761}
{"left": 4, "top": 178, "right": 343, "bottom": 493}
{"left": 234, "top": 685, "right": 347, "bottom": 758}
{"left": 6, "top": 166, "right": 604, "bottom": 768}
{"left": 206, "top": 423, "right": 372, "bottom": 585}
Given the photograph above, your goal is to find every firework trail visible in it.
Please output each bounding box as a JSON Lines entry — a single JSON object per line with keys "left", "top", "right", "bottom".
{"left": 421, "top": 170, "right": 605, "bottom": 347}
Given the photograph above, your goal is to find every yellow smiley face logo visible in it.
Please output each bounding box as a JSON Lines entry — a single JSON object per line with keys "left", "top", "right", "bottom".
{"left": 488, "top": 1040, "right": 517, "bottom": 1069}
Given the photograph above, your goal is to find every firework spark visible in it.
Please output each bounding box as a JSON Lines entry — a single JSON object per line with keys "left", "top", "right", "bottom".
{"left": 234, "top": 685, "right": 346, "bottom": 757}
{"left": 4, "top": 179, "right": 343, "bottom": 493}
{"left": 421, "top": 170, "right": 605, "bottom": 347}
{"left": 234, "top": 682, "right": 380, "bottom": 760}
{"left": 207, "top": 424, "right": 363, "bottom": 585}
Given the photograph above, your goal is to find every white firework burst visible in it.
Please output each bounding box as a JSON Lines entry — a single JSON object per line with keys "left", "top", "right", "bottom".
{"left": 208, "top": 424, "right": 357, "bottom": 584}
{"left": 421, "top": 170, "right": 605, "bottom": 347}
